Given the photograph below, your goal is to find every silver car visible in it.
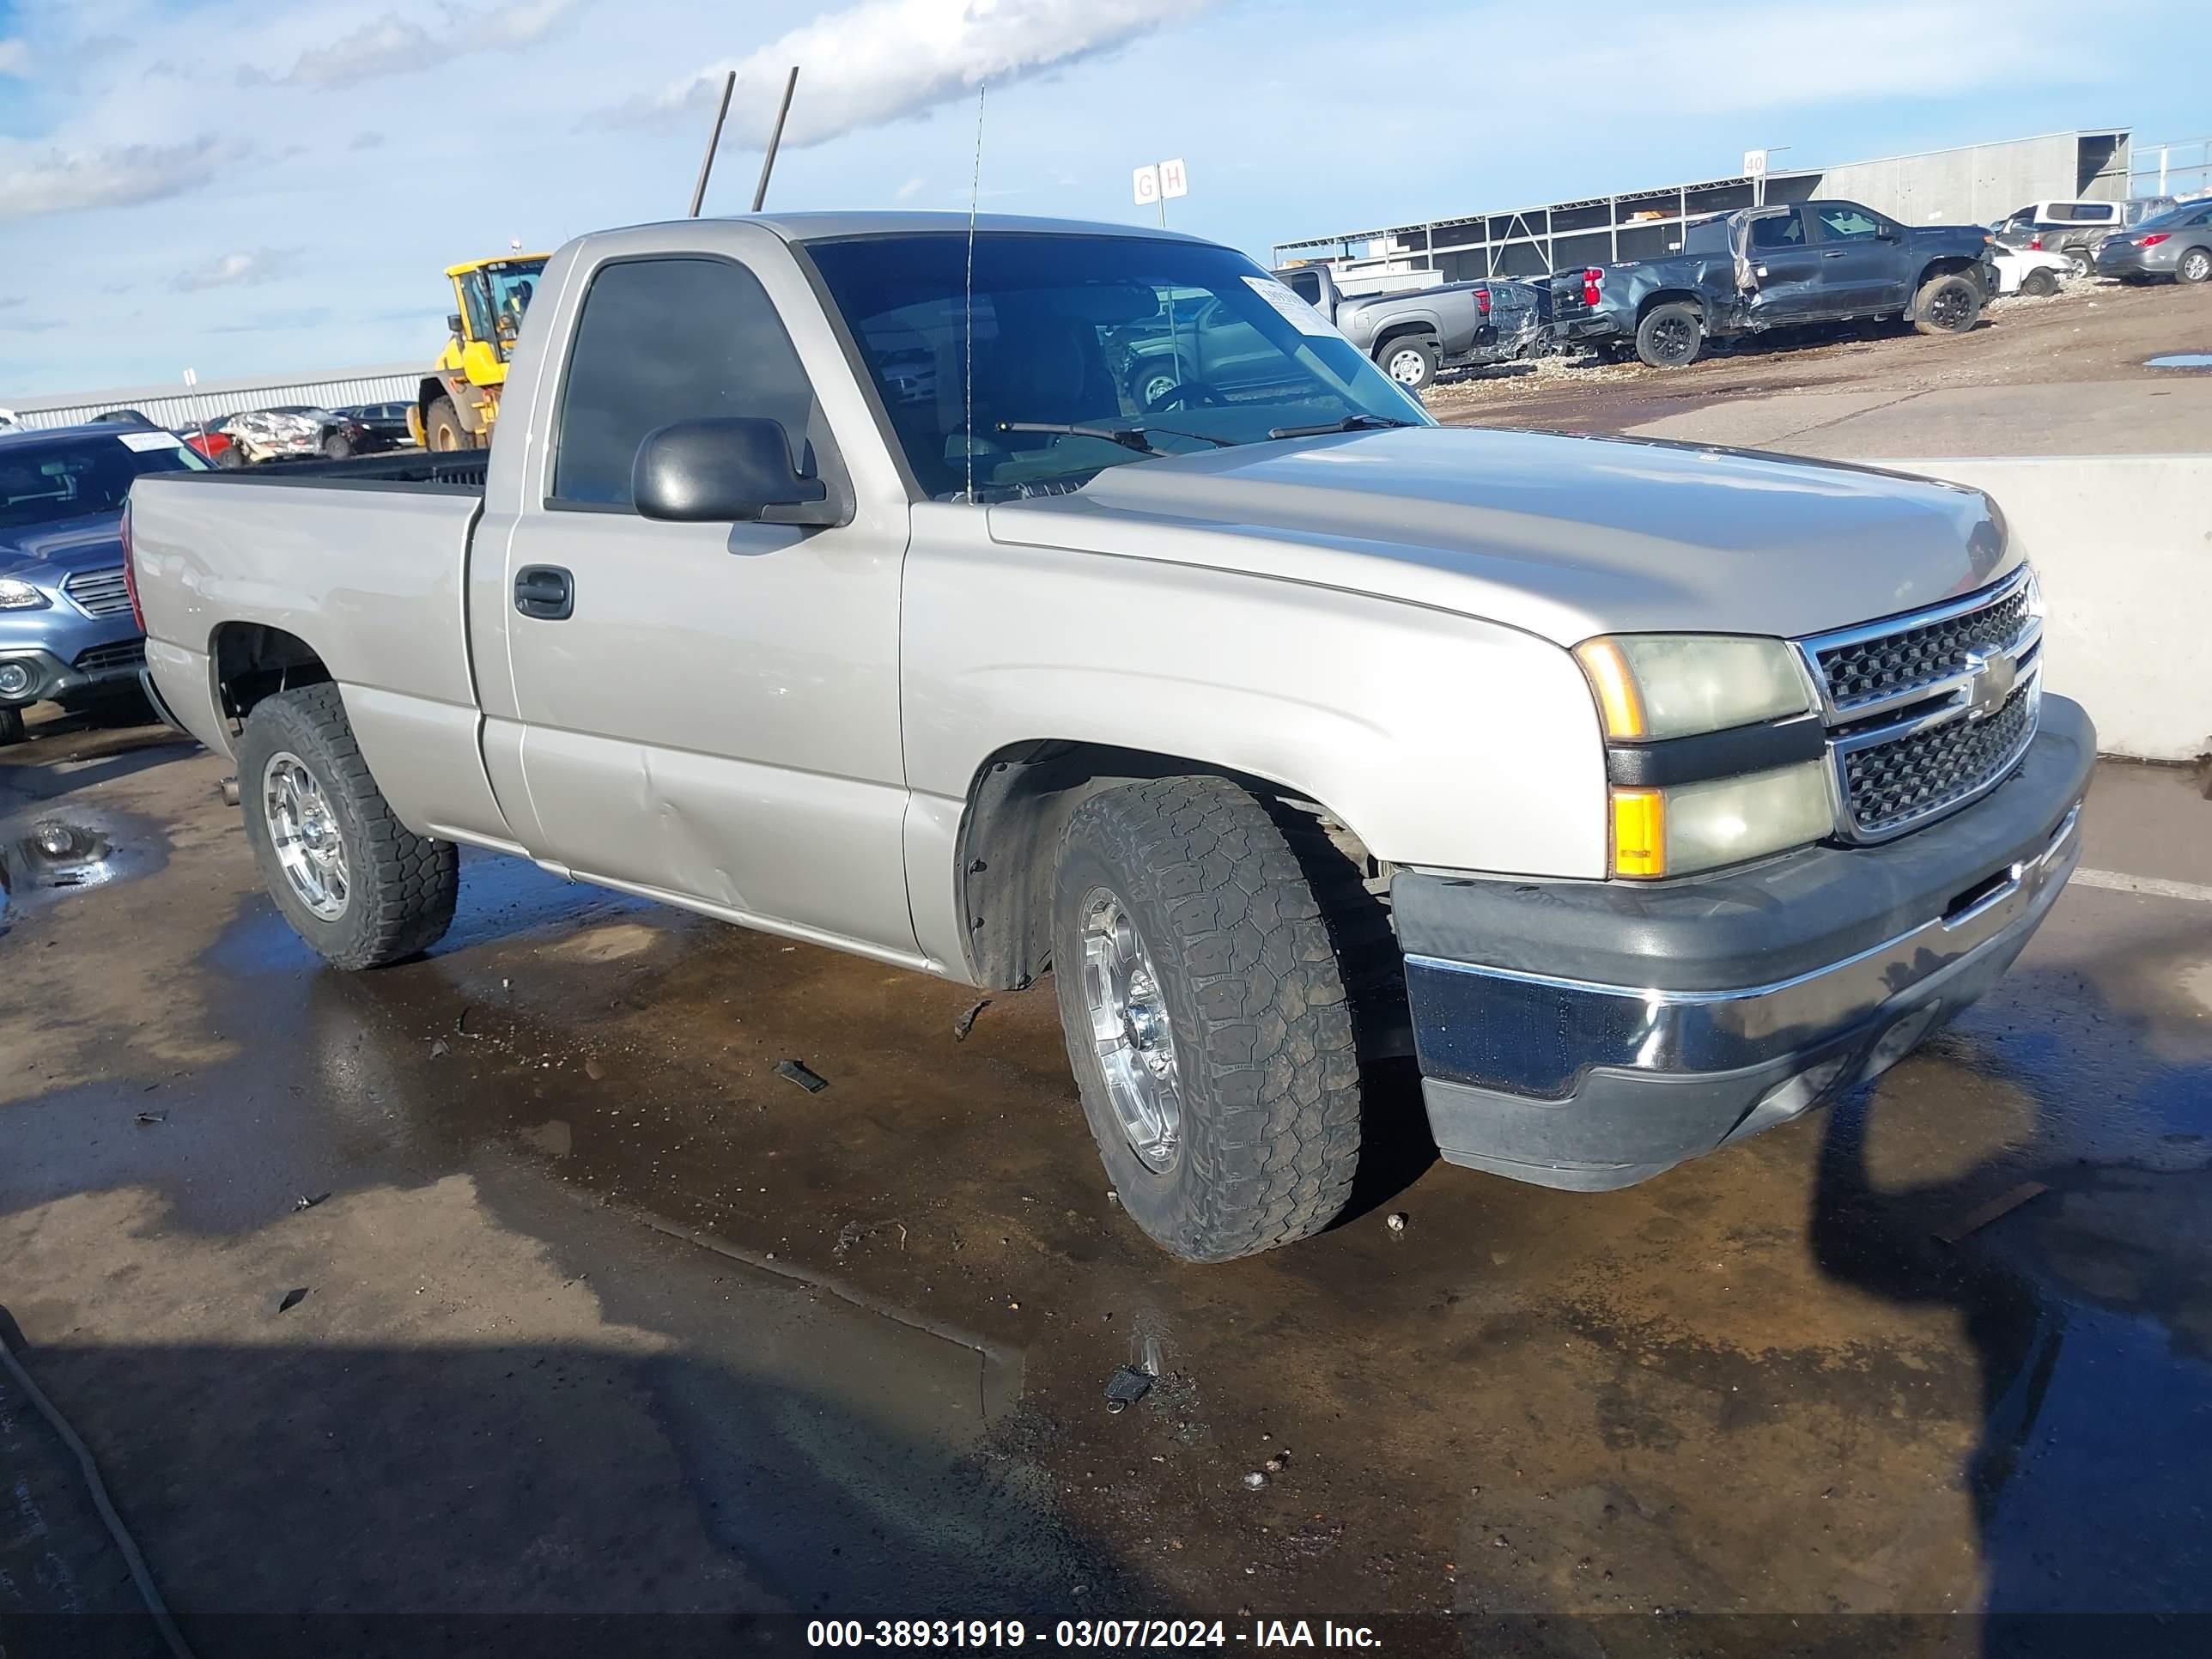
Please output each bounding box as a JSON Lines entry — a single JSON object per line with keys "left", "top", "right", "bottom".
{"left": 2093, "top": 200, "right": 2212, "bottom": 284}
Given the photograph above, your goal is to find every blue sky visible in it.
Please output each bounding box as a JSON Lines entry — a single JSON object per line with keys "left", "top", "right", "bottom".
{"left": 2, "top": 0, "right": 2207, "bottom": 394}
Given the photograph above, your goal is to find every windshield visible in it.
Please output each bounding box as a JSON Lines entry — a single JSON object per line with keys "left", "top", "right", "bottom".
{"left": 805, "top": 233, "right": 1431, "bottom": 501}
{"left": 0, "top": 433, "right": 210, "bottom": 530}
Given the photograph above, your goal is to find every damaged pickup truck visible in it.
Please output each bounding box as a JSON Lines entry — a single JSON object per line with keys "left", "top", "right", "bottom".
{"left": 129, "top": 213, "right": 2088, "bottom": 1262}
{"left": 1553, "top": 198, "right": 1997, "bottom": 367}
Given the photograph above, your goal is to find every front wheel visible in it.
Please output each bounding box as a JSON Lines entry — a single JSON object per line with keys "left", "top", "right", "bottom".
{"left": 238, "top": 684, "right": 457, "bottom": 969}
{"left": 0, "top": 707, "right": 23, "bottom": 746}
{"left": 324, "top": 433, "right": 354, "bottom": 460}
{"left": 2179, "top": 247, "right": 2212, "bottom": 285}
{"left": 1376, "top": 336, "right": 1438, "bottom": 391}
{"left": 1635, "top": 302, "right": 1703, "bottom": 368}
{"left": 1912, "top": 271, "right": 1983, "bottom": 335}
{"left": 2019, "top": 269, "right": 2059, "bottom": 299}
{"left": 1052, "top": 777, "right": 1362, "bottom": 1262}
{"left": 422, "top": 396, "right": 474, "bottom": 452}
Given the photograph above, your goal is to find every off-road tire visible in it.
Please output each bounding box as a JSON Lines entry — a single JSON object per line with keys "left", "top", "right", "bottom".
{"left": 1376, "top": 335, "right": 1438, "bottom": 391}
{"left": 423, "top": 396, "right": 474, "bottom": 453}
{"left": 2019, "top": 268, "right": 2059, "bottom": 299}
{"left": 1912, "top": 271, "right": 1983, "bottom": 335}
{"left": 0, "top": 707, "right": 23, "bottom": 746}
{"left": 2179, "top": 247, "right": 2212, "bottom": 285}
{"left": 1636, "top": 301, "right": 1703, "bottom": 368}
{"left": 237, "top": 684, "right": 456, "bottom": 969}
{"left": 1052, "top": 776, "right": 1362, "bottom": 1262}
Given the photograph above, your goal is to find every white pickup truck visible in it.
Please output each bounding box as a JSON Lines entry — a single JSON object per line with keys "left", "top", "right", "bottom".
{"left": 128, "top": 212, "right": 2091, "bottom": 1262}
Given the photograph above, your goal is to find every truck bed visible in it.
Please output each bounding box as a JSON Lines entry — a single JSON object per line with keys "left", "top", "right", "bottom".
{"left": 167, "top": 451, "right": 490, "bottom": 493}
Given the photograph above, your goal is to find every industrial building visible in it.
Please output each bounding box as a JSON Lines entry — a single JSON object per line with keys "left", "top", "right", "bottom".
{"left": 1274, "top": 129, "right": 2136, "bottom": 286}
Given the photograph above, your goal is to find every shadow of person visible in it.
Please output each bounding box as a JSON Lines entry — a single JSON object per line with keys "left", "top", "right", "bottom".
{"left": 1809, "top": 994, "right": 2212, "bottom": 1657}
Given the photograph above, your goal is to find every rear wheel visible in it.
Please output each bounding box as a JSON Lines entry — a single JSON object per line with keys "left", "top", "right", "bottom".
{"left": 2019, "top": 268, "right": 2059, "bottom": 299}
{"left": 2179, "top": 247, "right": 2212, "bottom": 285}
{"left": 323, "top": 433, "right": 354, "bottom": 460}
{"left": 423, "top": 396, "right": 474, "bottom": 452}
{"left": 1051, "top": 776, "right": 1363, "bottom": 1262}
{"left": 1912, "top": 271, "right": 1982, "bottom": 335}
{"left": 1635, "top": 302, "right": 1703, "bottom": 368}
{"left": 0, "top": 707, "right": 23, "bottom": 746}
{"left": 2066, "top": 247, "right": 2094, "bottom": 278}
{"left": 1376, "top": 336, "right": 1438, "bottom": 391}
{"left": 237, "top": 684, "right": 457, "bottom": 969}
{"left": 215, "top": 445, "right": 246, "bottom": 469}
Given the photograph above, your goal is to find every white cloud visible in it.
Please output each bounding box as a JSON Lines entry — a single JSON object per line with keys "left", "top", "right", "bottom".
{"left": 0, "top": 37, "right": 29, "bottom": 76}
{"left": 173, "top": 247, "right": 301, "bottom": 293}
{"left": 0, "top": 137, "right": 228, "bottom": 222}
{"left": 268, "top": 0, "right": 577, "bottom": 88}
{"left": 644, "top": 0, "right": 1200, "bottom": 148}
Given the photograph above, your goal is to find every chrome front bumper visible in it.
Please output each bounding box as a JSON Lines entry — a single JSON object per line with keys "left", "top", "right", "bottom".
{"left": 1398, "top": 700, "right": 2094, "bottom": 1191}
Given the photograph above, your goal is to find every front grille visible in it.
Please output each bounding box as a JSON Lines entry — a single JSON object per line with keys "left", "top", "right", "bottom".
{"left": 64, "top": 568, "right": 134, "bottom": 618}
{"left": 72, "top": 640, "right": 146, "bottom": 676}
{"left": 1817, "top": 581, "right": 2030, "bottom": 711}
{"left": 1840, "top": 680, "right": 2037, "bottom": 836}
{"left": 1800, "top": 568, "right": 2043, "bottom": 842}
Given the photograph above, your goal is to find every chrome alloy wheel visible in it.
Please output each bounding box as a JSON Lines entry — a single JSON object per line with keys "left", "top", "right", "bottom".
{"left": 263, "top": 750, "right": 349, "bottom": 921}
{"left": 1079, "top": 889, "right": 1182, "bottom": 1173}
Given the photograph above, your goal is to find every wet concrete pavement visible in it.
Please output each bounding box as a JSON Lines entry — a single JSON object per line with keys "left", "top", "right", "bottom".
{"left": 3, "top": 711, "right": 2209, "bottom": 1655}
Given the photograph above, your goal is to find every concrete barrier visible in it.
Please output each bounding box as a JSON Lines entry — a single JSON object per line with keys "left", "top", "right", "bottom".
{"left": 1881, "top": 456, "right": 2212, "bottom": 763}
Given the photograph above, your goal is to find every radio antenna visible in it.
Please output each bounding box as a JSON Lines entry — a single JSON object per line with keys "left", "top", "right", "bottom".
{"left": 963, "top": 81, "right": 986, "bottom": 504}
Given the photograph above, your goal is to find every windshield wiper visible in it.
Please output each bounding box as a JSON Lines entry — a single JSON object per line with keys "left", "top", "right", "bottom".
{"left": 1267, "top": 413, "right": 1419, "bottom": 440}
{"left": 996, "top": 422, "right": 1231, "bottom": 455}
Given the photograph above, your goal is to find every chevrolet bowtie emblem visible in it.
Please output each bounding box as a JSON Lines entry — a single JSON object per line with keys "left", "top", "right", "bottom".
{"left": 1961, "top": 647, "right": 2017, "bottom": 719}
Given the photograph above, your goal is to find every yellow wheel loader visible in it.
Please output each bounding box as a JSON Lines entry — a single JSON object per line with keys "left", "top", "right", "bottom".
{"left": 408, "top": 254, "right": 550, "bottom": 452}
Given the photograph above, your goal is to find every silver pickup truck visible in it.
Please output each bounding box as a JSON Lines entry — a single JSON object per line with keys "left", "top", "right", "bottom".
{"left": 129, "top": 212, "right": 2091, "bottom": 1262}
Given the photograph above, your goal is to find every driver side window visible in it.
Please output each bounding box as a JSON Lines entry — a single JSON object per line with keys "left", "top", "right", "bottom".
{"left": 1814, "top": 204, "right": 1881, "bottom": 240}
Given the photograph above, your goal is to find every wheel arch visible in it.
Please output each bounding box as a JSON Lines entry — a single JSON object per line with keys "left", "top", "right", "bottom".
{"left": 1635, "top": 287, "right": 1709, "bottom": 326}
{"left": 1370, "top": 319, "right": 1443, "bottom": 352}
{"left": 953, "top": 740, "right": 1381, "bottom": 992}
{"left": 210, "top": 621, "right": 333, "bottom": 726}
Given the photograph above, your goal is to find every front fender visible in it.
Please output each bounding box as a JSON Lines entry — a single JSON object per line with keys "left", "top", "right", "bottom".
{"left": 896, "top": 506, "right": 1611, "bottom": 970}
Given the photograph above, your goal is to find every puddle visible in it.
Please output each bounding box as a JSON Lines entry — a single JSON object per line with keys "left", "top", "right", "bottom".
{"left": 0, "top": 812, "right": 158, "bottom": 935}
{"left": 2145, "top": 353, "right": 2212, "bottom": 369}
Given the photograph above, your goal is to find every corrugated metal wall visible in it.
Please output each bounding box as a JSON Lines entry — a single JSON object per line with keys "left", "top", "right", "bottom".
{"left": 6, "top": 365, "right": 423, "bottom": 432}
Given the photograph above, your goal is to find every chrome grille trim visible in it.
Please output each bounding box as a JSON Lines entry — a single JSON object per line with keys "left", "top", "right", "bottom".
{"left": 1796, "top": 565, "right": 2044, "bottom": 845}
{"left": 64, "top": 567, "right": 135, "bottom": 619}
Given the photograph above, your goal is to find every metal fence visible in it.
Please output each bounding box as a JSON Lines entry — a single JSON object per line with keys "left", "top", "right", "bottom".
{"left": 3, "top": 365, "right": 422, "bottom": 433}
{"left": 2130, "top": 137, "right": 2212, "bottom": 203}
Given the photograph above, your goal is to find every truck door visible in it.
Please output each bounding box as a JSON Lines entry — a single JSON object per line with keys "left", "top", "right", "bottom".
{"left": 1740, "top": 208, "right": 1825, "bottom": 318}
{"left": 494, "top": 250, "right": 919, "bottom": 957}
{"left": 1807, "top": 201, "right": 1907, "bottom": 313}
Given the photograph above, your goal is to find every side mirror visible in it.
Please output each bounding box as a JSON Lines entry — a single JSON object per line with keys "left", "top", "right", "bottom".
{"left": 1875, "top": 225, "right": 1900, "bottom": 241}
{"left": 632, "top": 416, "right": 850, "bottom": 527}
{"left": 447, "top": 313, "right": 465, "bottom": 337}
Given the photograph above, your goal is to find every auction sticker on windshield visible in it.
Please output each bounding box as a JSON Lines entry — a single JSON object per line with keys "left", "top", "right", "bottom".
{"left": 118, "top": 431, "right": 185, "bottom": 452}
{"left": 1240, "top": 275, "right": 1336, "bottom": 337}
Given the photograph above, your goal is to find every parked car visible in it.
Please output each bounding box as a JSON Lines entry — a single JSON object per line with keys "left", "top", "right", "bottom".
{"left": 219, "top": 409, "right": 324, "bottom": 464}
{"left": 1273, "top": 264, "right": 1547, "bottom": 389}
{"left": 132, "top": 211, "right": 2088, "bottom": 1262}
{"left": 1552, "top": 198, "right": 1996, "bottom": 368}
{"left": 2092, "top": 200, "right": 2212, "bottom": 285}
{"left": 0, "top": 422, "right": 213, "bottom": 744}
{"left": 1991, "top": 245, "right": 2075, "bottom": 298}
{"left": 179, "top": 417, "right": 246, "bottom": 469}
{"left": 1991, "top": 199, "right": 2140, "bottom": 276}
{"left": 335, "top": 403, "right": 417, "bottom": 447}
{"left": 91, "top": 409, "right": 161, "bottom": 428}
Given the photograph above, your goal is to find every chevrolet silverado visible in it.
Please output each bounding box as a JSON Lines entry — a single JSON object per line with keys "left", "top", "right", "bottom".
{"left": 129, "top": 213, "right": 2089, "bottom": 1261}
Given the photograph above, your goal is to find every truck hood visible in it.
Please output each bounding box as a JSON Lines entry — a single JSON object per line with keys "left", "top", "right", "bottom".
{"left": 988, "top": 426, "right": 2010, "bottom": 645}
{"left": 0, "top": 511, "right": 125, "bottom": 580}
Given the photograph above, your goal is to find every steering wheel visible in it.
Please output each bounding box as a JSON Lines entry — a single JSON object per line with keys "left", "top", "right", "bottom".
{"left": 1145, "top": 380, "right": 1231, "bottom": 412}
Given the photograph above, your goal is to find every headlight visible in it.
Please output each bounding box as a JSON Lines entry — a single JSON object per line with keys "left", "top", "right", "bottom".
{"left": 0, "top": 577, "right": 51, "bottom": 611}
{"left": 1574, "top": 634, "right": 1812, "bottom": 739}
{"left": 1610, "top": 758, "right": 1834, "bottom": 878}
